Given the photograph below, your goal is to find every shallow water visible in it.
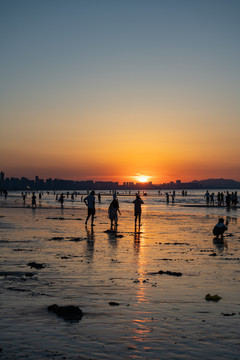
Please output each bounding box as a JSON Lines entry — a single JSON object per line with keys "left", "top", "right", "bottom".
{"left": 0, "top": 193, "right": 240, "bottom": 359}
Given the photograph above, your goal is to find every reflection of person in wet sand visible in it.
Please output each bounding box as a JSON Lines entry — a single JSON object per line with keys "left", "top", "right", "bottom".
{"left": 85, "top": 226, "right": 95, "bottom": 261}
{"left": 133, "top": 194, "right": 144, "bottom": 228}
{"left": 134, "top": 229, "right": 141, "bottom": 254}
{"left": 108, "top": 194, "right": 121, "bottom": 230}
{"left": 84, "top": 191, "right": 95, "bottom": 226}
{"left": 213, "top": 218, "right": 228, "bottom": 240}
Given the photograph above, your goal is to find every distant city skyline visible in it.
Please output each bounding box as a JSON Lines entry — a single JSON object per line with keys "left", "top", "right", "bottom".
{"left": 1, "top": 1, "right": 240, "bottom": 183}
{"left": 1, "top": 170, "right": 240, "bottom": 190}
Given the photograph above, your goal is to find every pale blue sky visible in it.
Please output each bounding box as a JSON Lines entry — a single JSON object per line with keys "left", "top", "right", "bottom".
{"left": 1, "top": 0, "right": 240, "bottom": 181}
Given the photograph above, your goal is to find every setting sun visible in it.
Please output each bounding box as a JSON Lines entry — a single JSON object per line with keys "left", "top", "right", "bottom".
{"left": 137, "top": 175, "right": 150, "bottom": 183}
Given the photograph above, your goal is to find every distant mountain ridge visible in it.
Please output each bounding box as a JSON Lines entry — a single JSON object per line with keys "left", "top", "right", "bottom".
{"left": 187, "top": 178, "right": 240, "bottom": 189}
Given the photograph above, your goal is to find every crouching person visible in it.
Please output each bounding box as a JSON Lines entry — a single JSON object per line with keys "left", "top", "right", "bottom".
{"left": 213, "top": 218, "right": 228, "bottom": 240}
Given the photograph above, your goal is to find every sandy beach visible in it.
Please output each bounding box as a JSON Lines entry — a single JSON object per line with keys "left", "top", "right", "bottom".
{"left": 0, "top": 192, "right": 240, "bottom": 359}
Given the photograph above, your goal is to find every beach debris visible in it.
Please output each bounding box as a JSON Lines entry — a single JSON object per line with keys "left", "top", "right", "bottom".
{"left": 165, "top": 242, "right": 189, "bottom": 246}
{"left": 27, "top": 262, "right": 45, "bottom": 270}
{"left": 0, "top": 271, "right": 35, "bottom": 277}
{"left": 67, "top": 237, "right": 86, "bottom": 242}
{"left": 147, "top": 270, "right": 182, "bottom": 276}
{"left": 48, "top": 304, "right": 83, "bottom": 321}
{"left": 13, "top": 248, "right": 34, "bottom": 252}
{"left": 205, "top": 294, "right": 222, "bottom": 302}
{"left": 25, "top": 272, "right": 35, "bottom": 277}
{"left": 158, "top": 270, "right": 182, "bottom": 277}
{"left": 46, "top": 217, "right": 82, "bottom": 221}
{"left": 109, "top": 301, "right": 120, "bottom": 306}
{"left": 221, "top": 312, "right": 236, "bottom": 316}
{"left": 133, "top": 279, "right": 140, "bottom": 283}
{"left": 200, "top": 249, "right": 214, "bottom": 252}
{"left": 49, "top": 236, "right": 64, "bottom": 241}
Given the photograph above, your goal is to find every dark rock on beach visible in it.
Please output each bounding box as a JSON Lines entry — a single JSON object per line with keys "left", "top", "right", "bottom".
{"left": 27, "top": 262, "right": 45, "bottom": 270}
{"left": 48, "top": 304, "right": 83, "bottom": 321}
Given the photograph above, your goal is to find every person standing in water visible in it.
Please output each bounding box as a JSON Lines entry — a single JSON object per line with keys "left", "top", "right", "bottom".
{"left": 84, "top": 191, "right": 96, "bottom": 226}
{"left": 108, "top": 194, "right": 121, "bottom": 229}
{"left": 133, "top": 194, "right": 144, "bottom": 228}
{"left": 32, "top": 192, "right": 36, "bottom": 208}
{"left": 59, "top": 193, "right": 64, "bottom": 208}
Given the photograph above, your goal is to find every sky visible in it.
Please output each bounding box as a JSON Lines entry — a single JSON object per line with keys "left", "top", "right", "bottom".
{"left": 1, "top": 0, "right": 240, "bottom": 184}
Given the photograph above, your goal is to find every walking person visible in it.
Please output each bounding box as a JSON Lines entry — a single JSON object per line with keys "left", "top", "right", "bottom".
{"left": 84, "top": 191, "right": 96, "bottom": 226}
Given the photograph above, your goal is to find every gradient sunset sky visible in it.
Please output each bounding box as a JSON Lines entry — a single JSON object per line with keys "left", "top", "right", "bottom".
{"left": 1, "top": 0, "right": 240, "bottom": 183}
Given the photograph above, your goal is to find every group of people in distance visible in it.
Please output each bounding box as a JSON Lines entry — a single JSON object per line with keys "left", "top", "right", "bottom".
{"left": 84, "top": 191, "right": 143, "bottom": 229}
{"left": 205, "top": 190, "right": 238, "bottom": 209}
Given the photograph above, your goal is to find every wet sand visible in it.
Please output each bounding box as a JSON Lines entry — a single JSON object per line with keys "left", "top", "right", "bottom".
{"left": 0, "top": 198, "right": 240, "bottom": 359}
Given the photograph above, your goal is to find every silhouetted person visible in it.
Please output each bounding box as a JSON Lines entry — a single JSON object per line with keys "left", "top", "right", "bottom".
{"left": 210, "top": 193, "right": 214, "bottom": 205}
{"left": 226, "top": 192, "right": 231, "bottom": 210}
{"left": 84, "top": 190, "right": 95, "bottom": 226}
{"left": 98, "top": 193, "right": 101, "bottom": 203}
{"left": 22, "top": 193, "right": 26, "bottom": 204}
{"left": 166, "top": 192, "right": 169, "bottom": 204}
{"left": 133, "top": 194, "right": 144, "bottom": 228}
{"left": 32, "top": 192, "right": 36, "bottom": 208}
{"left": 232, "top": 191, "right": 238, "bottom": 208}
{"left": 108, "top": 194, "right": 121, "bottom": 229}
{"left": 221, "top": 192, "right": 224, "bottom": 205}
{"left": 205, "top": 190, "right": 210, "bottom": 205}
{"left": 59, "top": 193, "right": 64, "bottom": 208}
{"left": 213, "top": 218, "right": 228, "bottom": 240}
